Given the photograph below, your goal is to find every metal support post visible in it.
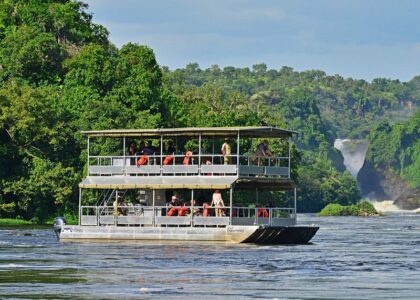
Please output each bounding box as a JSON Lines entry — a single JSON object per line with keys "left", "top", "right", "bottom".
{"left": 78, "top": 188, "right": 82, "bottom": 226}
{"left": 123, "top": 136, "right": 126, "bottom": 174}
{"left": 198, "top": 134, "right": 202, "bottom": 175}
{"left": 294, "top": 187, "right": 297, "bottom": 221}
{"left": 160, "top": 135, "right": 163, "bottom": 175}
{"left": 212, "top": 139, "right": 215, "bottom": 164}
{"left": 87, "top": 137, "right": 90, "bottom": 175}
{"left": 191, "top": 189, "right": 194, "bottom": 227}
{"left": 229, "top": 187, "right": 233, "bottom": 225}
{"left": 288, "top": 138, "right": 291, "bottom": 178}
{"left": 152, "top": 189, "right": 156, "bottom": 227}
{"left": 237, "top": 131, "right": 240, "bottom": 175}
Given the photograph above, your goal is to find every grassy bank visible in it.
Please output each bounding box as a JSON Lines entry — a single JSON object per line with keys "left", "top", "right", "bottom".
{"left": 0, "top": 218, "right": 35, "bottom": 226}
{"left": 0, "top": 213, "right": 78, "bottom": 226}
{"left": 318, "top": 201, "right": 379, "bottom": 216}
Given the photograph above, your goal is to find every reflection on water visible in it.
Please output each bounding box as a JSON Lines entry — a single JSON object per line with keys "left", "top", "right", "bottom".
{"left": 1, "top": 214, "right": 419, "bottom": 299}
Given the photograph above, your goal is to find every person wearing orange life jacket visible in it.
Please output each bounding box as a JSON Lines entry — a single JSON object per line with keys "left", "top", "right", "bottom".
{"left": 202, "top": 202, "right": 210, "bottom": 217}
{"left": 257, "top": 201, "right": 273, "bottom": 218}
{"left": 178, "top": 206, "right": 189, "bottom": 216}
{"left": 257, "top": 208, "right": 269, "bottom": 218}
{"left": 136, "top": 154, "right": 148, "bottom": 166}
{"left": 183, "top": 150, "right": 193, "bottom": 165}
{"left": 166, "top": 195, "right": 178, "bottom": 216}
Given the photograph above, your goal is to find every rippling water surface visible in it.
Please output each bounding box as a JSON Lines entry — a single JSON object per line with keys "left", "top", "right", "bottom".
{"left": 0, "top": 214, "right": 419, "bottom": 299}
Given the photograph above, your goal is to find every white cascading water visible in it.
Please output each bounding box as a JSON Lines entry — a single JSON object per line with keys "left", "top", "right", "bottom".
{"left": 333, "top": 139, "right": 368, "bottom": 178}
{"left": 333, "top": 139, "right": 416, "bottom": 213}
{"left": 370, "top": 200, "right": 420, "bottom": 213}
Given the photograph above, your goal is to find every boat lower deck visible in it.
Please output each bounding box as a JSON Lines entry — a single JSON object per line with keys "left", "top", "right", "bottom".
{"left": 58, "top": 225, "right": 318, "bottom": 244}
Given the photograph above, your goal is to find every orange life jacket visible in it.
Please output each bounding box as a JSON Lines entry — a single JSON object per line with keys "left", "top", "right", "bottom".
{"left": 257, "top": 208, "right": 269, "bottom": 218}
{"left": 136, "top": 155, "right": 149, "bottom": 166}
{"left": 167, "top": 207, "right": 178, "bottom": 216}
{"left": 183, "top": 151, "right": 193, "bottom": 165}
{"left": 163, "top": 155, "right": 174, "bottom": 165}
{"left": 203, "top": 203, "right": 210, "bottom": 217}
{"left": 178, "top": 206, "right": 188, "bottom": 216}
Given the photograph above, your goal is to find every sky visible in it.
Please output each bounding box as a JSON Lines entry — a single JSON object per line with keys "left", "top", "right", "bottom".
{"left": 84, "top": 0, "right": 420, "bottom": 82}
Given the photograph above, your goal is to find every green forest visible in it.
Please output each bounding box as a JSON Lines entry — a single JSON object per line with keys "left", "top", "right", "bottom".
{"left": 0, "top": 0, "right": 419, "bottom": 222}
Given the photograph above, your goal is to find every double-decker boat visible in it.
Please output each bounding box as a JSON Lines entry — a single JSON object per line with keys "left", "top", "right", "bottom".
{"left": 54, "top": 127, "right": 318, "bottom": 244}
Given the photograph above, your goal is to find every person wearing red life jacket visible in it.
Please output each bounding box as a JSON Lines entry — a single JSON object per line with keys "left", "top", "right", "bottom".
{"left": 183, "top": 150, "right": 193, "bottom": 165}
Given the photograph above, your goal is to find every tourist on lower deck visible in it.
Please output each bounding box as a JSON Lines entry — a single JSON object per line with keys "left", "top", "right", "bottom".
{"left": 211, "top": 190, "right": 225, "bottom": 217}
{"left": 166, "top": 195, "right": 178, "bottom": 208}
{"left": 185, "top": 199, "right": 201, "bottom": 216}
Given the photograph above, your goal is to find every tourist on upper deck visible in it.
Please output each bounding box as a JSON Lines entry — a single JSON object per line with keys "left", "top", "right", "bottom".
{"left": 128, "top": 143, "right": 137, "bottom": 165}
{"left": 183, "top": 149, "right": 193, "bottom": 165}
{"left": 256, "top": 140, "right": 273, "bottom": 166}
{"left": 211, "top": 190, "right": 225, "bottom": 217}
{"left": 136, "top": 141, "right": 145, "bottom": 155}
{"left": 165, "top": 140, "right": 176, "bottom": 154}
{"left": 128, "top": 143, "right": 137, "bottom": 155}
{"left": 163, "top": 141, "right": 176, "bottom": 165}
{"left": 221, "top": 138, "right": 231, "bottom": 165}
{"left": 256, "top": 140, "right": 273, "bottom": 157}
{"left": 142, "top": 141, "right": 155, "bottom": 156}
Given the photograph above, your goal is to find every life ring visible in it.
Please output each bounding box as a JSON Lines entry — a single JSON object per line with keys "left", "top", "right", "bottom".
{"left": 163, "top": 155, "right": 174, "bottom": 165}
{"left": 136, "top": 155, "right": 149, "bottom": 166}
{"left": 167, "top": 207, "right": 178, "bottom": 216}
{"left": 257, "top": 208, "right": 269, "bottom": 218}
{"left": 202, "top": 203, "right": 210, "bottom": 217}
{"left": 183, "top": 151, "right": 193, "bottom": 165}
{"left": 178, "top": 206, "right": 188, "bottom": 216}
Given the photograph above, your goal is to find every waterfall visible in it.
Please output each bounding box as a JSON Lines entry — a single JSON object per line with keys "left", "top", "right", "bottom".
{"left": 371, "top": 200, "right": 420, "bottom": 213}
{"left": 334, "top": 139, "right": 368, "bottom": 178}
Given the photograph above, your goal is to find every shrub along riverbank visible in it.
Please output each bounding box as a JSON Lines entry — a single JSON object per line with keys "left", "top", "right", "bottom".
{"left": 0, "top": 218, "right": 34, "bottom": 226}
{"left": 0, "top": 213, "right": 78, "bottom": 226}
{"left": 318, "top": 201, "right": 379, "bottom": 216}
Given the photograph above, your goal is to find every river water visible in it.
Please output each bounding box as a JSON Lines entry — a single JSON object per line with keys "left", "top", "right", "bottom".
{"left": 1, "top": 214, "right": 419, "bottom": 299}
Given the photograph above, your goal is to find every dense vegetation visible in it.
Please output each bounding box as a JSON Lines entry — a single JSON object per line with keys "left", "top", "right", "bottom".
{"left": 366, "top": 112, "right": 420, "bottom": 188}
{"left": 358, "top": 111, "right": 420, "bottom": 208}
{"left": 0, "top": 0, "right": 418, "bottom": 222}
{"left": 318, "top": 201, "right": 378, "bottom": 216}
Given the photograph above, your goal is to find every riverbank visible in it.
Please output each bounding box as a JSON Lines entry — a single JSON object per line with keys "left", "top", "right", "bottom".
{"left": 0, "top": 213, "right": 78, "bottom": 227}
{"left": 318, "top": 201, "right": 379, "bottom": 216}
{"left": 0, "top": 218, "right": 35, "bottom": 226}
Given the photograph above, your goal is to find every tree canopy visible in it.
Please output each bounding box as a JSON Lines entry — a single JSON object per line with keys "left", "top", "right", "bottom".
{"left": 0, "top": 0, "right": 418, "bottom": 220}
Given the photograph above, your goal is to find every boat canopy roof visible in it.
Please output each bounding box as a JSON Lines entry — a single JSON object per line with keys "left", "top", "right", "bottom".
{"left": 79, "top": 176, "right": 296, "bottom": 190}
{"left": 80, "top": 176, "right": 238, "bottom": 190}
{"left": 81, "top": 126, "right": 298, "bottom": 138}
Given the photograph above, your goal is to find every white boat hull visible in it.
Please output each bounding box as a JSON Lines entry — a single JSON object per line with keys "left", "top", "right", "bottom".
{"left": 58, "top": 225, "right": 318, "bottom": 244}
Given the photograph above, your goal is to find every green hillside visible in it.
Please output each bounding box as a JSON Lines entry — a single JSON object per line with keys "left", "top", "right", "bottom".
{"left": 0, "top": 0, "right": 418, "bottom": 221}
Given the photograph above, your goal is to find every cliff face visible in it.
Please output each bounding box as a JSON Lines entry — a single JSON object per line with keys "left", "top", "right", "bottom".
{"left": 394, "top": 188, "right": 420, "bottom": 210}
{"left": 357, "top": 161, "right": 388, "bottom": 200}
{"left": 357, "top": 160, "right": 419, "bottom": 209}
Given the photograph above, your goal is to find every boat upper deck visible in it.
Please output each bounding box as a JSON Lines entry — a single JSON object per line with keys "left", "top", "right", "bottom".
{"left": 82, "top": 126, "right": 297, "bottom": 190}
{"left": 82, "top": 126, "right": 298, "bottom": 138}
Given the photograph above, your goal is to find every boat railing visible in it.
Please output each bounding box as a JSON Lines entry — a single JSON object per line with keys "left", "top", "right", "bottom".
{"left": 80, "top": 205, "right": 296, "bottom": 227}
{"left": 87, "top": 154, "right": 290, "bottom": 178}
